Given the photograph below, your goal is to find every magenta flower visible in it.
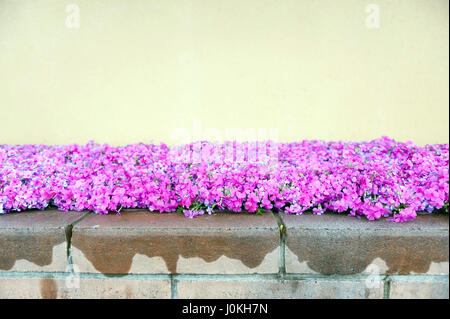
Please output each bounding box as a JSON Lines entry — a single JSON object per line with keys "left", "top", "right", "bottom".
{"left": 0, "top": 137, "right": 448, "bottom": 222}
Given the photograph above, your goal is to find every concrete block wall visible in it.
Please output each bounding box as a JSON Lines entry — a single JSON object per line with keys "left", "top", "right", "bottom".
{"left": 0, "top": 210, "right": 448, "bottom": 299}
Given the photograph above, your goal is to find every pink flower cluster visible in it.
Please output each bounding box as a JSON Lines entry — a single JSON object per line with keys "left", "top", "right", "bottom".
{"left": 0, "top": 137, "right": 448, "bottom": 222}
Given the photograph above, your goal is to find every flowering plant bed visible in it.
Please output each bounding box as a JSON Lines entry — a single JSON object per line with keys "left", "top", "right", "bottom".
{"left": 0, "top": 137, "right": 448, "bottom": 222}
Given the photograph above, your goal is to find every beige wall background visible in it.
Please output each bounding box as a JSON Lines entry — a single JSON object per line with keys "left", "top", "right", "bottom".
{"left": 0, "top": 0, "right": 448, "bottom": 146}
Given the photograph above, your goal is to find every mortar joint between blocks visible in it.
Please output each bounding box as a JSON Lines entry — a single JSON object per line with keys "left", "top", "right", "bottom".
{"left": 65, "top": 212, "right": 91, "bottom": 271}
{"left": 383, "top": 275, "right": 391, "bottom": 299}
{"left": 272, "top": 211, "right": 286, "bottom": 277}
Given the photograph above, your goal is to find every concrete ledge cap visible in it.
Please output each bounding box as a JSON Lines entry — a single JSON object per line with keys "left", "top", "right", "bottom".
{"left": 0, "top": 210, "right": 88, "bottom": 271}
{"left": 280, "top": 213, "right": 449, "bottom": 275}
{"left": 279, "top": 212, "right": 449, "bottom": 230}
{"left": 71, "top": 210, "right": 280, "bottom": 274}
{"left": 73, "top": 210, "right": 279, "bottom": 230}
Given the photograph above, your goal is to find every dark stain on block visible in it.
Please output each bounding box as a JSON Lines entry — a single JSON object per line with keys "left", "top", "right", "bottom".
{"left": 0, "top": 210, "right": 88, "bottom": 270}
{"left": 286, "top": 230, "right": 448, "bottom": 274}
{"left": 73, "top": 231, "right": 278, "bottom": 274}
{"left": 283, "top": 213, "right": 449, "bottom": 275}
{"left": 0, "top": 231, "right": 64, "bottom": 270}
{"left": 40, "top": 278, "right": 57, "bottom": 299}
{"left": 71, "top": 210, "right": 280, "bottom": 274}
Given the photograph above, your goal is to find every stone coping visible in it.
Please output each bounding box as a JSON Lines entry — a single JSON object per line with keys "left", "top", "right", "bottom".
{"left": 282, "top": 213, "right": 449, "bottom": 275}
{"left": 71, "top": 211, "right": 280, "bottom": 274}
{"left": 0, "top": 209, "right": 448, "bottom": 276}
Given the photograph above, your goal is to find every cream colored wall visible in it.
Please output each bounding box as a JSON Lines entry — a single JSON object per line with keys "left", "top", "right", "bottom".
{"left": 0, "top": 0, "right": 448, "bottom": 146}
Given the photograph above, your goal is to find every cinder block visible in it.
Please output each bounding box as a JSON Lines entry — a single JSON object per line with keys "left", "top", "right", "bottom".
{"left": 389, "top": 276, "right": 449, "bottom": 299}
{"left": 176, "top": 278, "right": 384, "bottom": 299}
{"left": 71, "top": 210, "right": 280, "bottom": 274}
{"left": 0, "top": 276, "right": 171, "bottom": 299}
{"left": 0, "top": 210, "right": 89, "bottom": 272}
{"left": 281, "top": 213, "right": 449, "bottom": 275}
